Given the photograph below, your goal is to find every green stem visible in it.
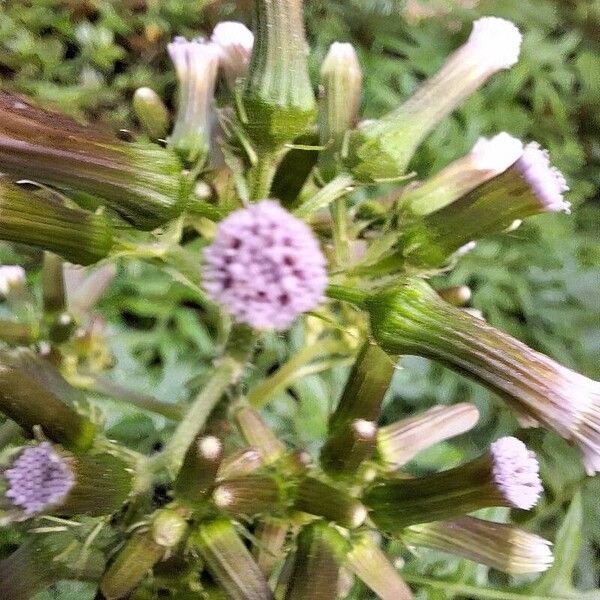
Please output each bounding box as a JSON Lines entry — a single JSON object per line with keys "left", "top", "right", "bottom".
{"left": 330, "top": 197, "right": 349, "bottom": 265}
{"left": 294, "top": 173, "right": 354, "bottom": 219}
{"left": 155, "top": 324, "right": 257, "bottom": 475}
{"left": 325, "top": 284, "right": 368, "bottom": 307}
{"left": 402, "top": 574, "right": 587, "bottom": 600}
{"left": 248, "top": 339, "right": 351, "bottom": 408}
{"left": 0, "top": 419, "right": 21, "bottom": 449}
{"left": 248, "top": 153, "right": 280, "bottom": 201}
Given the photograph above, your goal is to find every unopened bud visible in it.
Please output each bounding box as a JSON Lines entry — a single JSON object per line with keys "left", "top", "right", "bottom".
{"left": 211, "top": 21, "right": 254, "bottom": 90}
{"left": 377, "top": 403, "right": 480, "bottom": 469}
{"left": 437, "top": 285, "right": 472, "bottom": 306}
{"left": 405, "top": 516, "right": 553, "bottom": 574}
{"left": 284, "top": 521, "right": 348, "bottom": 600}
{"left": 294, "top": 476, "right": 367, "bottom": 529}
{"left": 234, "top": 404, "right": 286, "bottom": 463}
{"left": 217, "top": 447, "right": 263, "bottom": 479}
{"left": 213, "top": 474, "right": 283, "bottom": 517}
{"left": 346, "top": 17, "right": 522, "bottom": 180}
{"left": 191, "top": 518, "right": 272, "bottom": 600}
{"left": 175, "top": 435, "right": 223, "bottom": 503}
{"left": 320, "top": 418, "right": 377, "bottom": 476}
{"left": 241, "top": 0, "right": 317, "bottom": 148}
{"left": 346, "top": 533, "right": 413, "bottom": 600}
{"left": 133, "top": 87, "right": 170, "bottom": 141}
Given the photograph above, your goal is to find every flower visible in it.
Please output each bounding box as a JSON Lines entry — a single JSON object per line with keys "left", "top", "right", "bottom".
{"left": 470, "top": 133, "right": 524, "bottom": 173}
{"left": 465, "top": 17, "right": 523, "bottom": 72}
{"left": 5, "top": 442, "right": 74, "bottom": 515}
{"left": 211, "top": 21, "right": 254, "bottom": 89}
{"left": 0, "top": 265, "right": 25, "bottom": 296}
{"left": 490, "top": 437, "right": 543, "bottom": 510}
{"left": 367, "top": 278, "right": 600, "bottom": 474}
{"left": 365, "top": 435, "right": 542, "bottom": 531}
{"left": 515, "top": 142, "right": 570, "bottom": 212}
{"left": 168, "top": 37, "right": 221, "bottom": 164}
{"left": 203, "top": 201, "right": 327, "bottom": 330}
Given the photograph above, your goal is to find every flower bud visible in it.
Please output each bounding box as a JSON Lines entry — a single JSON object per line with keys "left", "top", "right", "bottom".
{"left": 0, "top": 349, "right": 95, "bottom": 450}
{"left": 328, "top": 341, "right": 395, "bottom": 432}
{"left": 320, "top": 418, "right": 377, "bottom": 476}
{"left": 346, "top": 533, "right": 413, "bottom": 600}
{"left": 0, "top": 180, "right": 113, "bottom": 265}
{"left": 233, "top": 404, "right": 286, "bottom": 463}
{"left": 217, "top": 447, "right": 264, "bottom": 479}
{"left": 175, "top": 435, "right": 223, "bottom": 503}
{"left": 213, "top": 474, "right": 283, "bottom": 517}
{"left": 0, "top": 92, "right": 189, "bottom": 230}
{"left": 133, "top": 87, "right": 170, "bottom": 141}
{"left": 3, "top": 442, "right": 133, "bottom": 517}
{"left": 366, "top": 278, "right": 600, "bottom": 474}
{"left": 318, "top": 42, "right": 362, "bottom": 181}
{"left": 101, "top": 509, "right": 187, "bottom": 600}
{"left": 168, "top": 38, "right": 220, "bottom": 165}
{"left": 0, "top": 528, "right": 104, "bottom": 600}
{"left": 241, "top": 0, "right": 317, "bottom": 148}
{"left": 253, "top": 518, "right": 288, "bottom": 576}
{"left": 365, "top": 436, "right": 542, "bottom": 532}
{"left": 437, "top": 285, "right": 472, "bottom": 306}
{"left": 400, "top": 133, "right": 524, "bottom": 215}
{"left": 377, "top": 403, "right": 480, "bottom": 470}
{"left": 346, "top": 18, "right": 522, "bottom": 180}
{"left": 405, "top": 516, "right": 553, "bottom": 574}
{"left": 284, "top": 521, "right": 348, "bottom": 600}
{"left": 191, "top": 518, "right": 273, "bottom": 600}
{"left": 0, "top": 265, "right": 25, "bottom": 296}
{"left": 211, "top": 21, "right": 254, "bottom": 90}
{"left": 294, "top": 476, "right": 367, "bottom": 529}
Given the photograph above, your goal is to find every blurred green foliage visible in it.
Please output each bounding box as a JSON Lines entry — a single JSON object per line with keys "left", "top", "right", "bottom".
{"left": 0, "top": 0, "right": 599, "bottom": 597}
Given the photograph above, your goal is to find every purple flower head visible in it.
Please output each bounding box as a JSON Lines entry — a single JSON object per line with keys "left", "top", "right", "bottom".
{"left": 4, "top": 442, "right": 74, "bottom": 515}
{"left": 203, "top": 201, "right": 327, "bottom": 330}
{"left": 516, "top": 143, "right": 570, "bottom": 213}
{"left": 490, "top": 436, "right": 542, "bottom": 510}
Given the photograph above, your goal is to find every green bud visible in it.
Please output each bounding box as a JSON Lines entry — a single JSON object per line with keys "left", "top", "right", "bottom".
{"left": 294, "top": 476, "right": 367, "bottom": 529}
{"left": 437, "top": 285, "right": 472, "bottom": 306}
{"left": 133, "top": 87, "right": 170, "bottom": 141}
{"left": 0, "top": 180, "right": 113, "bottom": 266}
{"left": 404, "top": 516, "right": 553, "bottom": 575}
{"left": 191, "top": 518, "right": 273, "bottom": 600}
{"left": 241, "top": 0, "right": 317, "bottom": 149}
{"left": 346, "top": 533, "right": 413, "bottom": 600}
{"left": 318, "top": 42, "right": 362, "bottom": 181}
{"left": 0, "top": 349, "right": 95, "bottom": 450}
{"left": 0, "top": 93, "right": 189, "bottom": 230}
{"left": 253, "top": 517, "right": 288, "bottom": 576}
{"left": 217, "top": 447, "right": 264, "bottom": 480}
{"left": 328, "top": 341, "right": 395, "bottom": 432}
{"left": 320, "top": 418, "right": 377, "bottom": 476}
{"left": 175, "top": 435, "right": 224, "bottom": 503}
{"left": 213, "top": 474, "right": 283, "bottom": 517}
{"left": 0, "top": 528, "right": 105, "bottom": 600}
{"left": 234, "top": 404, "right": 285, "bottom": 464}
{"left": 377, "top": 403, "right": 480, "bottom": 470}
{"left": 284, "top": 521, "right": 349, "bottom": 600}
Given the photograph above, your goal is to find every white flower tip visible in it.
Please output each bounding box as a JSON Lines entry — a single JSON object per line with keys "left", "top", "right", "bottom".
{"left": 0, "top": 265, "right": 25, "bottom": 295}
{"left": 471, "top": 132, "right": 524, "bottom": 173}
{"left": 467, "top": 17, "right": 522, "bottom": 70}
{"left": 198, "top": 436, "right": 223, "bottom": 460}
{"left": 212, "top": 485, "right": 234, "bottom": 508}
{"left": 491, "top": 436, "right": 543, "bottom": 510}
{"left": 352, "top": 419, "right": 377, "bottom": 439}
{"left": 518, "top": 142, "right": 570, "bottom": 212}
{"left": 454, "top": 240, "right": 477, "bottom": 257}
{"left": 211, "top": 21, "right": 254, "bottom": 52}
{"left": 508, "top": 532, "right": 554, "bottom": 573}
